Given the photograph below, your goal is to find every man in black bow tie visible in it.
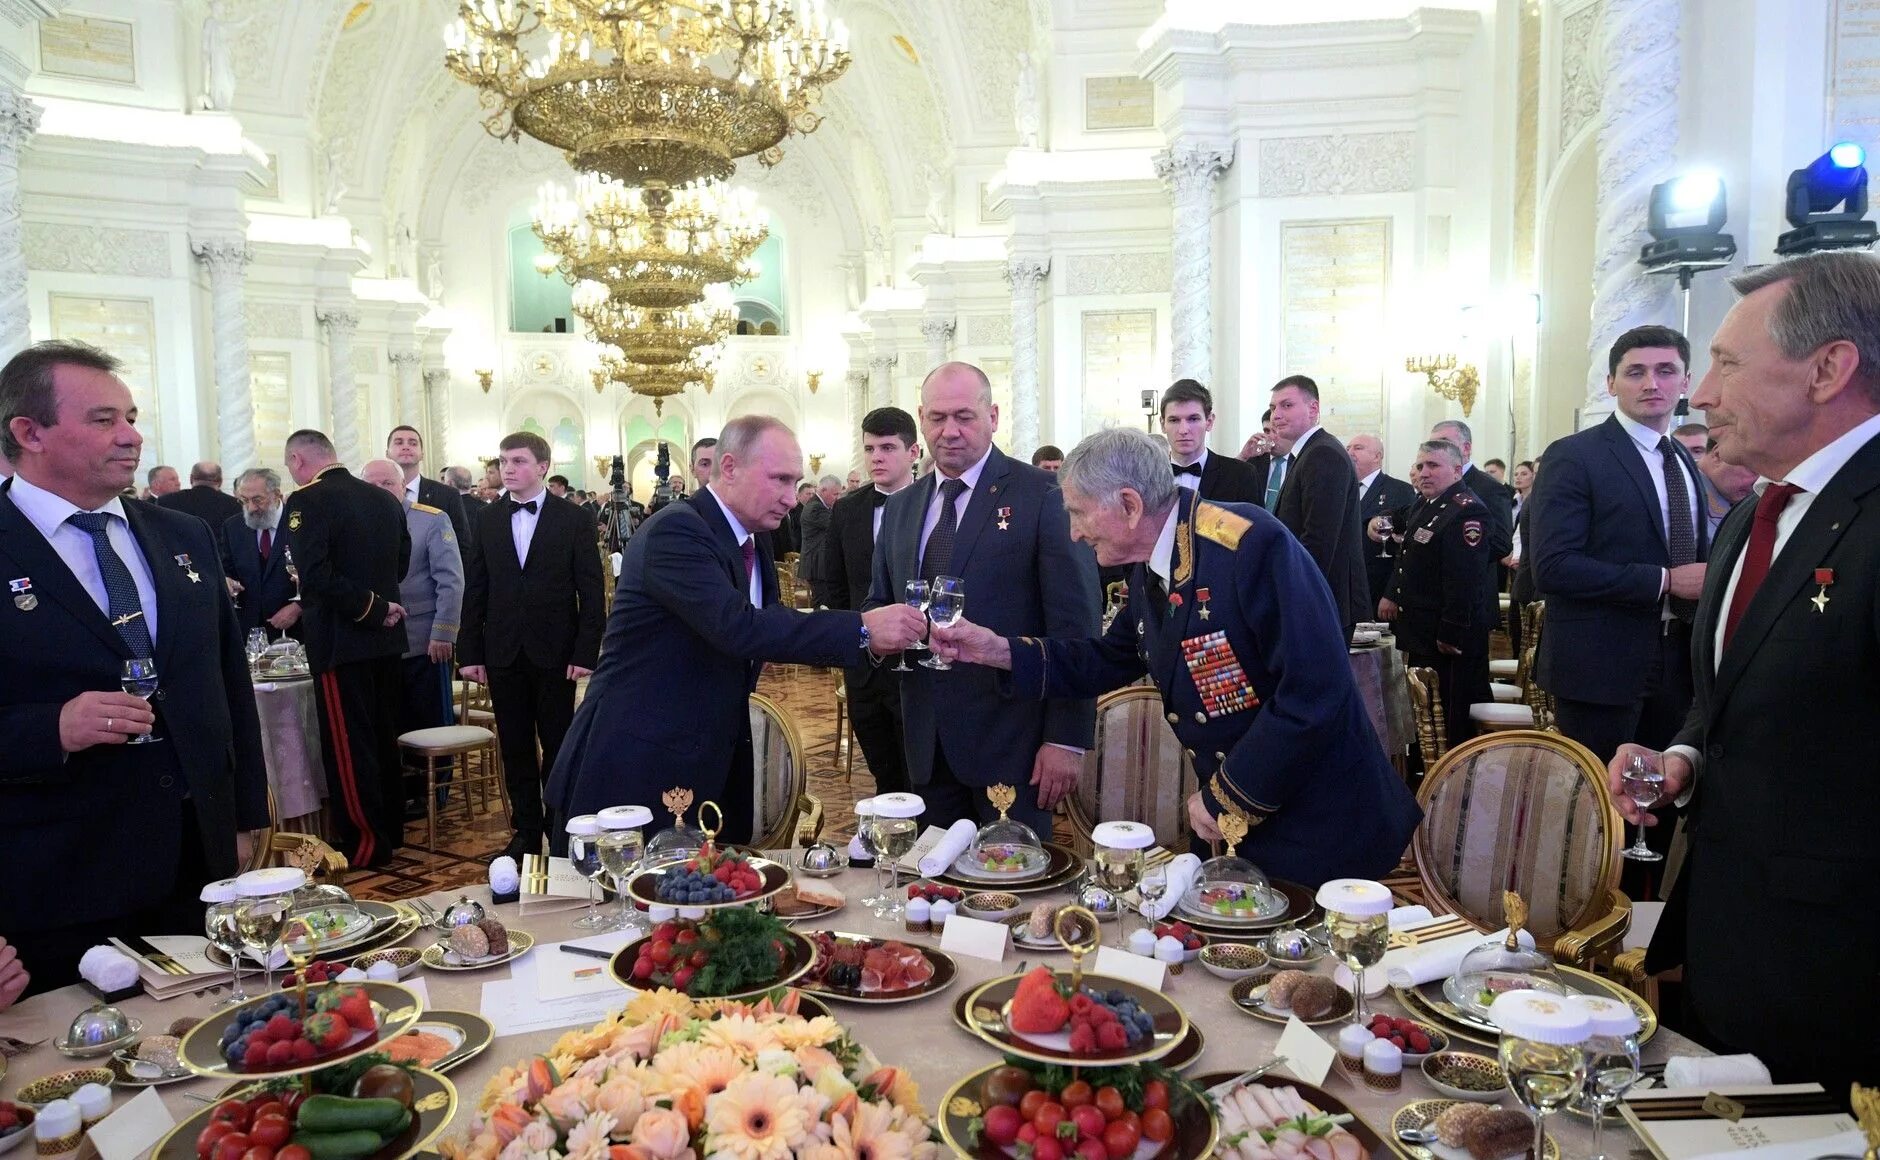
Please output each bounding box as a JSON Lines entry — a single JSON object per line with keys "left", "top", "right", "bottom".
{"left": 460, "top": 431, "right": 604, "bottom": 860}
{"left": 1161, "top": 380, "right": 1264, "bottom": 504}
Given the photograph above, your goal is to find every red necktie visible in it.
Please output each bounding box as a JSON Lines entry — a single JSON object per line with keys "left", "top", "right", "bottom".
{"left": 1721, "top": 482, "right": 1802, "bottom": 651}
{"left": 740, "top": 536, "right": 756, "bottom": 595}
{"left": 258, "top": 527, "right": 272, "bottom": 560}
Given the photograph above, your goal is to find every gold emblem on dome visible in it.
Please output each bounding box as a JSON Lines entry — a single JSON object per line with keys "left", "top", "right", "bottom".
{"left": 286, "top": 841, "right": 323, "bottom": 876}
{"left": 662, "top": 787, "right": 695, "bottom": 827}
{"left": 1850, "top": 1083, "right": 1880, "bottom": 1159}
{"left": 1217, "top": 812, "right": 1249, "bottom": 857}
{"left": 1503, "top": 890, "right": 1528, "bottom": 950}
{"left": 986, "top": 784, "right": 1017, "bottom": 820}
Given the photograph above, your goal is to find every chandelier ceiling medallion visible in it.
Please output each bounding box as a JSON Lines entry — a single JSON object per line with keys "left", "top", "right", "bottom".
{"left": 445, "top": 0, "right": 852, "bottom": 188}
{"left": 532, "top": 174, "right": 767, "bottom": 309}
{"left": 572, "top": 280, "right": 735, "bottom": 365}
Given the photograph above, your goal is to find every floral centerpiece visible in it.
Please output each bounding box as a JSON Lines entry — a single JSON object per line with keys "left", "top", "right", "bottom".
{"left": 440, "top": 989, "right": 941, "bottom": 1160}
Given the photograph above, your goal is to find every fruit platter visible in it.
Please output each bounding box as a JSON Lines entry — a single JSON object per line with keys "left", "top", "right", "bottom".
{"left": 152, "top": 1057, "right": 455, "bottom": 1160}
{"left": 623, "top": 843, "right": 791, "bottom": 910}
{"left": 607, "top": 908, "right": 817, "bottom": 998}
{"left": 940, "top": 1058, "right": 1216, "bottom": 1160}
{"left": 950, "top": 990, "right": 1210, "bottom": 1074}
{"left": 177, "top": 982, "right": 423, "bottom": 1079}
{"left": 798, "top": 932, "right": 957, "bottom": 1003}
{"left": 1194, "top": 1071, "right": 1387, "bottom": 1160}
{"left": 965, "top": 967, "right": 1188, "bottom": 1066}
{"left": 0, "top": 1101, "right": 31, "bottom": 1157}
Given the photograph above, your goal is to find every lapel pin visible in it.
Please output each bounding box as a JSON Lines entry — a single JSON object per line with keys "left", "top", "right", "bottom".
{"left": 996, "top": 505, "right": 1012, "bottom": 531}
{"left": 1168, "top": 592, "right": 1183, "bottom": 611}
{"left": 1196, "top": 586, "right": 1213, "bottom": 621}
{"left": 1812, "top": 567, "right": 1835, "bottom": 613}
{"left": 8, "top": 577, "right": 32, "bottom": 611}
{"left": 174, "top": 553, "right": 201, "bottom": 583}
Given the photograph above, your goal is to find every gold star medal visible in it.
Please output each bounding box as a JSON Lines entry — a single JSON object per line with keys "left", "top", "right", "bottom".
{"left": 1813, "top": 567, "right": 1835, "bottom": 613}
{"left": 1196, "top": 586, "right": 1212, "bottom": 620}
{"left": 996, "top": 505, "right": 1012, "bottom": 531}
{"left": 174, "top": 553, "right": 201, "bottom": 583}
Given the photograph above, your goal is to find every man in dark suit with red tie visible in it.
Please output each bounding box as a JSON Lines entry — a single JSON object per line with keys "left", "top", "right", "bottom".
{"left": 1609, "top": 251, "right": 1880, "bottom": 1099}
{"left": 825, "top": 407, "right": 920, "bottom": 796}
{"left": 221, "top": 467, "right": 298, "bottom": 638}
{"left": 459, "top": 432, "right": 605, "bottom": 861}
{"left": 545, "top": 417, "right": 927, "bottom": 845}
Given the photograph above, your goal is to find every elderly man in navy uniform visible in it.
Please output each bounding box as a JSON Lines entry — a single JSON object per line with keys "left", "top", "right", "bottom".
{"left": 1371, "top": 439, "right": 1492, "bottom": 751}
{"left": 932, "top": 427, "right": 1418, "bottom": 887}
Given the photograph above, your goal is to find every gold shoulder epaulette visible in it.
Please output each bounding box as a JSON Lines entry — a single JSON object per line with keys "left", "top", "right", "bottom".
{"left": 411, "top": 502, "right": 442, "bottom": 515}
{"left": 1193, "top": 502, "right": 1253, "bottom": 550}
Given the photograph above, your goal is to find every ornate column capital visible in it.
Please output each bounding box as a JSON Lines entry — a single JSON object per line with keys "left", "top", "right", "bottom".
{"left": 423, "top": 368, "right": 451, "bottom": 392}
{"left": 317, "top": 308, "right": 360, "bottom": 334}
{"left": 191, "top": 236, "right": 252, "bottom": 274}
{"left": 1153, "top": 142, "right": 1234, "bottom": 198}
{"left": 388, "top": 350, "right": 422, "bottom": 367}
{"left": 0, "top": 89, "right": 41, "bottom": 158}
{"left": 1006, "top": 256, "right": 1050, "bottom": 288}
{"left": 867, "top": 353, "right": 898, "bottom": 372}
{"left": 919, "top": 317, "right": 956, "bottom": 344}
{"left": 845, "top": 368, "right": 869, "bottom": 390}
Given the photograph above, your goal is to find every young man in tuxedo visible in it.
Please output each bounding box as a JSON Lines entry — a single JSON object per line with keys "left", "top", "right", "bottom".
{"left": 824, "top": 407, "right": 920, "bottom": 796}
{"left": 1161, "top": 380, "right": 1264, "bottom": 504}
{"left": 459, "top": 432, "right": 604, "bottom": 860}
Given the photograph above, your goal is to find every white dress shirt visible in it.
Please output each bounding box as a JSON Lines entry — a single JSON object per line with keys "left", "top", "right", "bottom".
{"left": 918, "top": 446, "right": 992, "bottom": 561}
{"left": 9, "top": 473, "right": 161, "bottom": 641}
{"left": 1357, "top": 469, "right": 1380, "bottom": 503}
{"left": 506, "top": 487, "right": 544, "bottom": 568}
{"left": 704, "top": 485, "right": 763, "bottom": 608}
{"left": 404, "top": 474, "right": 421, "bottom": 508}
{"left": 1612, "top": 410, "right": 1702, "bottom": 595}
{"left": 872, "top": 483, "right": 909, "bottom": 540}
{"left": 1148, "top": 503, "right": 1181, "bottom": 587}
{"left": 1173, "top": 447, "right": 1208, "bottom": 492}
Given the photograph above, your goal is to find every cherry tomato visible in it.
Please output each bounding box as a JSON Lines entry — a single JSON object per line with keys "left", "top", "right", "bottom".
{"left": 248, "top": 1116, "right": 292, "bottom": 1149}
{"left": 241, "top": 1146, "right": 276, "bottom": 1160}
{"left": 1070, "top": 1105, "right": 1106, "bottom": 1141}
{"left": 210, "top": 1102, "right": 251, "bottom": 1131}
{"left": 1141, "top": 1107, "right": 1175, "bottom": 1144}
{"left": 1141, "top": 1079, "right": 1170, "bottom": 1111}
{"left": 1092, "top": 1086, "right": 1125, "bottom": 1122}
{"left": 275, "top": 1148, "right": 310, "bottom": 1160}
{"left": 1058, "top": 1080, "right": 1092, "bottom": 1109}
{"left": 195, "top": 1120, "right": 236, "bottom": 1160}
{"left": 1102, "top": 1120, "right": 1140, "bottom": 1160}
{"left": 1032, "top": 1137, "right": 1063, "bottom": 1160}
{"left": 277, "top": 1091, "right": 307, "bottom": 1115}
{"left": 1018, "top": 1090, "right": 1050, "bottom": 1122}
{"left": 1031, "top": 1101, "right": 1066, "bottom": 1139}
{"left": 249, "top": 1103, "right": 286, "bottom": 1125}
{"left": 982, "top": 1105, "right": 1022, "bottom": 1147}
{"left": 1074, "top": 1140, "right": 1107, "bottom": 1160}
{"left": 1118, "top": 1111, "right": 1141, "bottom": 1137}
{"left": 213, "top": 1132, "right": 252, "bottom": 1160}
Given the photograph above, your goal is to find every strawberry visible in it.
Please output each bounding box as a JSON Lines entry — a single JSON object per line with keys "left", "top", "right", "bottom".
{"left": 331, "top": 986, "right": 374, "bottom": 1030}
{"left": 303, "top": 1012, "right": 350, "bottom": 1051}
{"left": 1008, "top": 968, "right": 1070, "bottom": 1034}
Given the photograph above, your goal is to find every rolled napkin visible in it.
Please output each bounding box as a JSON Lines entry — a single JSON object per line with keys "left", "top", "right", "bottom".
{"left": 1141, "top": 853, "right": 1202, "bottom": 920}
{"left": 78, "top": 946, "right": 139, "bottom": 993}
{"left": 1688, "top": 1130, "right": 1863, "bottom": 1160}
{"left": 489, "top": 855, "right": 520, "bottom": 895}
{"left": 1663, "top": 1053, "right": 1772, "bottom": 1090}
{"left": 1382, "top": 926, "right": 1536, "bottom": 988}
{"left": 918, "top": 819, "right": 979, "bottom": 877}
{"left": 1388, "top": 904, "right": 1433, "bottom": 930}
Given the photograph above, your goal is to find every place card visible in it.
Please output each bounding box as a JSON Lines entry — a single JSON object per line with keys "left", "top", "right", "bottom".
{"left": 938, "top": 915, "right": 1008, "bottom": 962}
{"left": 401, "top": 976, "right": 432, "bottom": 1011}
{"left": 519, "top": 855, "right": 591, "bottom": 913}
{"left": 1090, "top": 946, "right": 1164, "bottom": 993}
{"left": 87, "top": 1087, "right": 175, "bottom": 1160}
{"left": 1271, "top": 1017, "right": 1337, "bottom": 1087}
{"left": 895, "top": 825, "right": 947, "bottom": 874}
{"left": 536, "top": 933, "right": 634, "bottom": 1001}
{"left": 143, "top": 936, "right": 226, "bottom": 976}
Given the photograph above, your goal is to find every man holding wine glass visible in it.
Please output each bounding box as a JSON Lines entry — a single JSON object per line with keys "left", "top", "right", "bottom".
{"left": 0, "top": 340, "right": 268, "bottom": 994}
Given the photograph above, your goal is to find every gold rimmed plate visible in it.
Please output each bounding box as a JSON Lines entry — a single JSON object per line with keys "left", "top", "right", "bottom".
{"left": 1420, "top": 1052, "right": 1508, "bottom": 1103}
{"left": 1005, "top": 908, "right": 1101, "bottom": 952}
{"left": 940, "top": 1063, "right": 1218, "bottom": 1159}
{"left": 420, "top": 929, "right": 536, "bottom": 971}
{"left": 607, "top": 929, "right": 818, "bottom": 1000}
{"left": 936, "top": 842, "right": 1081, "bottom": 894}
{"left": 1193, "top": 1071, "right": 1389, "bottom": 1157}
{"left": 623, "top": 856, "right": 792, "bottom": 910}
{"left": 107, "top": 1049, "right": 195, "bottom": 1087}
{"left": 205, "top": 900, "right": 422, "bottom": 968}
{"left": 176, "top": 981, "right": 424, "bottom": 1080}
{"left": 156, "top": 1067, "right": 456, "bottom": 1160}
{"left": 947, "top": 985, "right": 1209, "bottom": 1072}
{"left": 379, "top": 1011, "right": 494, "bottom": 1074}
{"left": 1165, "top": 879, "right": 1317, "bottom": 934}
{"left": 1394, "top": 964, "right": 1657, "bottom": 1048}
{"left": 960, "top": 971, "right": 1186, "bottom": 1066}
{"left": 13, "top": 1067, "right": 113, "bottom": 1108}
{"left": 1392, "top": 1099, "right": 1558, "bottom": 1160}
{"left": 1229, "top": 971, "right": 1356, "bottom": 1027}
{"left": 795, "top": 934, "right": 958, "bottom": 1005}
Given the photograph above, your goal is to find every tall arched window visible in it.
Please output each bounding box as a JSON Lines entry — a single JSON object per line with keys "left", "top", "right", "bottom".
{"left": 733, "top": 230, "right": 787, "bottom": 335}
{"left": 508, "top": 220, "right": 574, "bottom": 334}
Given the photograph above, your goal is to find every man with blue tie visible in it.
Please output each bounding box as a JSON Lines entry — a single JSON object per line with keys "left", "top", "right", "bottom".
{"left": 0, "top": 341, "right": 268, "bottom": 992}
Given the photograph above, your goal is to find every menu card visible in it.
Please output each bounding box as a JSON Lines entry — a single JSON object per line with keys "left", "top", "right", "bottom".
{"left": 1620, "top": 1084, "right": 1854, "bottom": 1160}
{"left": 895, "top": 826, "right": 948, "bottom": 875}
{"left": 519, "top": 855, "right": 592, "bottom": 913}
{"left": 87, "top": 1087, "right": 176, "bottom": 1160}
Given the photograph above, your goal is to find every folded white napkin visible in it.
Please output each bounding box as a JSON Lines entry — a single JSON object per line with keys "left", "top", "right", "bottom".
{"left": 1388, "top": 904, "right": 1433, "bottom": 930}
{"left": 1664, "top": 1053, "right": 1772, "bottom": 1089}
{"left": 79, "top": 945, "right": 139, "bottom": 992}
{"left": 1688, "top": 1129, "right": 1862, "bottom": 1160}
{"left": 1141, "top": 853, "right": 1202, "bottom": 920}
{"left": 918, "top": 819, "right": 978, "bottom": 877}
{"left": 490, "top": 855, "right": 520, "bottom": 895}
{"left": 1383, "top": 926, "right": 1535, "bottom": 988}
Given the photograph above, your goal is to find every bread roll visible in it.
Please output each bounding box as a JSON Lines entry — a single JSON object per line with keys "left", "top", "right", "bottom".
{"left": 1287, "top": 975, "right": 1340, "bottom": 1020}
{"left": 1462, "top": 1109, "right": 1534, "bottom": 1160}
{"left": 477, "top": 918, "right": 509, "bottom": 956}
{"left": 449, "top": 923, "right": 489, "bottom": 958}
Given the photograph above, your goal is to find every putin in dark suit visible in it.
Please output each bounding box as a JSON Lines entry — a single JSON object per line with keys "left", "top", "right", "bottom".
{"left": 1160, "top": 380, "right": 1265, "bottom": 504}
{"left": 1348, "top": 433, "right": 1417, "bottom": 608}
{"left": 0, "top": 341, "right": 268, "bottom": 992}
{"left": 221, "top": 467, "right": 299, "bottom": 638}
{"left": 545, "top": 417, "right": 927, "bottom": 845}
{"left": 1609, "top": 251, "right": 1880, "bottom": 1100}
{"left": 155, "top": 461, "right": 241, "bottom": 529}
{"left": 1532, "top": 326, "right": 1709, "bottom": 775}
{"left": 459, "top": 432, "right": 606, "bottom": 861}
{"left": 867, "top": 362, "right": 1101, "bottom": 836}
{"left": 1267, "top": 377, "right": 1371, "bottom": 636}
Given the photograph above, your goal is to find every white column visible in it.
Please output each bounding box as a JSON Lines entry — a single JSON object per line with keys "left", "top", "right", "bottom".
{"left": 1586, "top": 0, "right": 1679, "bottom": 400}
{"left": 191, "top": 236, "right": 256, "bottom": 474}
{"left": 0, "top": 87, "right": 41, "bottom": 360}
{"left": 389, "top": 349, "right": 422, "bottom": 428}
{"left": 919, "top": 316, "right": 955, "bottom": 378}
{"left": 845, "top": 367, "right": 869, "bottom": 465}
{"left": 317, "top": 308, "right": 362, "bottom": 467}
{"left": 424, "top": 368, "right": 452, "bottom": 465}
{"left": 867, "top": 353, "right": 897, "bottom": 412}
{"left": 1007, "top": 256, "right": 1049, "bottom": 457}
{"left": 1154, "top": 143, "right": 1232, "bottom": 384}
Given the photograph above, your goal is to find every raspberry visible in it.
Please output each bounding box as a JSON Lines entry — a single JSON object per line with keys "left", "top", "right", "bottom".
{"left": 1069, "top": 1024, "right": 1097, "bottom": 1053}
{"left": 1389, "top": 1034, "right": 1407, "bottom": 1050}
{"left": 1096, "top": 1022, "right": 1128, "bottom": 1050}
{"left": 1408, "top": 1033, "right": 1431, "bottom": 1052}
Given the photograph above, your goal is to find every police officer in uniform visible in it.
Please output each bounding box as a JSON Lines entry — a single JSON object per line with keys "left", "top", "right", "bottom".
{"left": 1373, "top": 438, "right": 1491, "bottom": 751}
{"left": 932, "top": 427, "right": 1419, "bottom": 887}
{"left": 281, "top": 431, "right": 411, "bottom": 868}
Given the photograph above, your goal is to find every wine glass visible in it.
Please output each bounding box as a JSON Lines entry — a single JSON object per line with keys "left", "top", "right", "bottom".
{"left": 920, "top": 576, "right": 964, "bottom": 670}
{"left": 120, "top": 658, "right": 160, "bottom": 744}
{"left": 283, "top": 548, "right": 301, "bottom": 602}
{"left": 201, "top": 880, "right": 249, "bottom": 1009}
{"left": 1621, "top": 755, "right": 1665, "bottom": 862}
{"left": 1137, "top": 865, "right": 1170, "bottom": 932}
{"left": 854, "top": 799, "right": 886, "bottom": 911}
{"left": 1092, "top": 849, "right": 1142, "bottom": 946}
{"left": 1316, "top": 879, "right": 1392, "bottom": 1024}
{"left": 245, "top": 629, "right": 270, "bottom": 674}
{"left": 1376, "top": 514, "right": 1395, "bottom": 558}
{"left": 1490, "top": 991, "right": 1592, "bottom": 1160}
{"left": 900, "top": 580, "right": 930, "bottom": 667}
{"left": 868, "top": 792, "right": 925, "bottom": 921}
{"left": 597, "top": 826, "right": 647, "bottom": 937}
{"left": 566, "top": 816, "right": 613, "bottom": 930}
{"left": 234, "top": 894, "right": 290, "bottom": 995}
{"left": 1577, "top": 996, "right": 1644, "bottom": 1160}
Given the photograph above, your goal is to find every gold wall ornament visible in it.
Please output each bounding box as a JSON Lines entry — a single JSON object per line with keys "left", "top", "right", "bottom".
{"left": 475, "top": 368, "right": 493, "bottom": 394}
{"left": 533, "top": 177, "right": 767, "bottom": 310}
{"left": 1406, "top": 354, "right": 1480, "bottom": 417}
{"left": 807, "top": 452, "right": 825, "bottom": 475}
{"left": 805, "top": 369, "right": 821, "bottom": 394}
{"left": 444, "top": 0, "right": 851, "bottom": 188}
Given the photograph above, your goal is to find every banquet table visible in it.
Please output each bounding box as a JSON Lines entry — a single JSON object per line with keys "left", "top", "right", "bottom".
{"left": 253, "top": 674, "right": 326, "bottom": 830}
{"left": 1349, "top": 640, "right": 1412, "bottom": 758}
{"left": 0, "top": 865, "right": 1703, "bottom": 1158}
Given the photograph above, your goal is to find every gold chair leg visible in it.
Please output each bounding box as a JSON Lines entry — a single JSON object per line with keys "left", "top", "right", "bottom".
{"left": 425, "top": 756, "right": 439, "bottom": 852}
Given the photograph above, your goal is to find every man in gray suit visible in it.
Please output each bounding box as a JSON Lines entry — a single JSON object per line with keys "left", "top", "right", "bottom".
{"left": 362, "top": 460, "right": 463, "bottom": 742}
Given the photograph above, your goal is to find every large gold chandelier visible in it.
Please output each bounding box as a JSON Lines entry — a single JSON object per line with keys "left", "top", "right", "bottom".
{"left": 533, "top": 174, "right": 766, "bottom": 309}
{"left": 444, "top": 0, "right": 851, "bottom": 187}
{"left": 571, "top": 280, "right": 735, "bottom": 364}
{"left": 592, "top": 344, "right": 715, "bottom": 414}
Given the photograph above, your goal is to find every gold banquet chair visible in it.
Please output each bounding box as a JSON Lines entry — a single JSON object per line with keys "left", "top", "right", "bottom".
{"left": 1412, "top": 729, "right": 1631, "bottom": 973}
{"left": 1404, "top": 666, "right": 1449, "bottom": 770}
{"left": 245, "top": 786, "right": 349, "bottom": 882}
{"left": 399, "top": 673, "right": 509, "bottom": 852}
{"left": 1066, "top": 686, "right": 1198, "bottom": 853}
{"left": 749, "top": 693, "right": 824, "bottom": 848}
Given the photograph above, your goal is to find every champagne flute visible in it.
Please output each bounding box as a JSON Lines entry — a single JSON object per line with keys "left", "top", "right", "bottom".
{"left": 283, "top": 548, "right": 301, "bottom": 602}
{"left": 920, "top": 576, "right": 964, "bottom": 670}
{"left": 1491, "top": 991, "right": 1592, "bottom": 1160}
{"left": 566, "top": 815, "right": 612, "bottom": 930}
{"left": 234, "top": 894, "right": 290, "bottom": 994}
{"left": 1577, "top": 996, "right": 1644, "bottom": 1160}
{"left": 900, "top": 580, "right": 930, "bottom": 664}
{"left": 201, "top": 879, "right": 249, "bottom": 1009}
{"left": 120, "top": 658, "right": 160, "bottom": 744}
{"left": 1621, "top": 755, "right": 1665, "bottom": 862}
{"left": 1316, "top": 879, "right": 1392, "bottom": 1024}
